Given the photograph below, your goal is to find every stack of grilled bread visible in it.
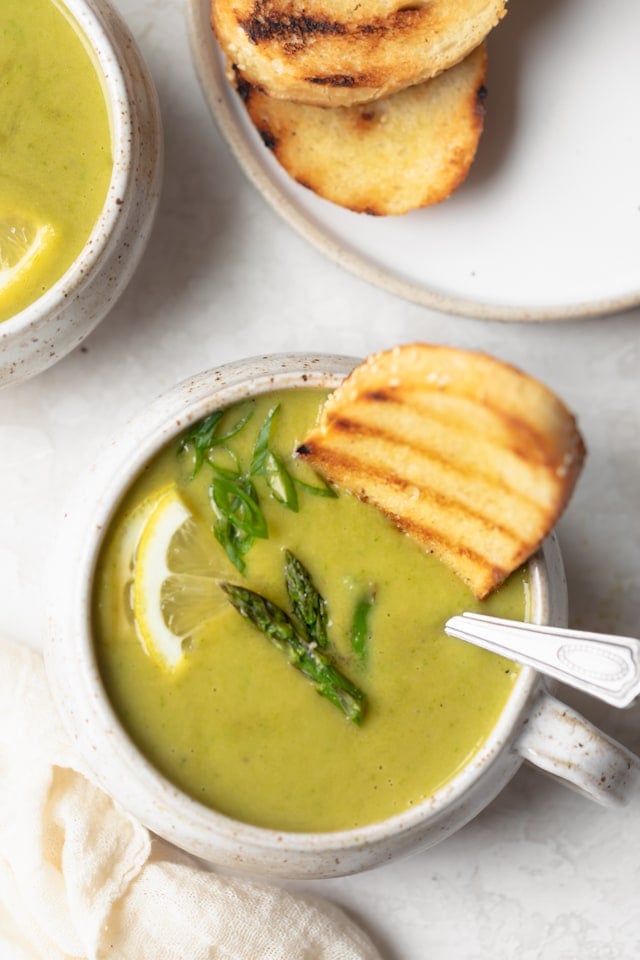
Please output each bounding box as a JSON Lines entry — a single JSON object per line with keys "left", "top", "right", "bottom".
{"left": 297, "top": 344, "right": 586, "bottom": 598}
{"left": 210, "top": 0, "right": 507, "bottom": 215}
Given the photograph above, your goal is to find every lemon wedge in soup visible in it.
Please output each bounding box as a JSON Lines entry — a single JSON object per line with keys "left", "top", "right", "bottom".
{"left": 132, "top": 485, "right": 225, "bottom": 671}
{"left": 0, "top": 216, "right": 55, "bottom": 296}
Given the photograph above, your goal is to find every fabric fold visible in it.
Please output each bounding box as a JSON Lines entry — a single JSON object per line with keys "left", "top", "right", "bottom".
{"left": 0, "top": 638, "right": 383, "bottom": 960}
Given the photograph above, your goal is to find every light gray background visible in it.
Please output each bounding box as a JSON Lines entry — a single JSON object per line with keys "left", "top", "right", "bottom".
{"left": 1, "top": 1, "right": 639, "bottom": 956}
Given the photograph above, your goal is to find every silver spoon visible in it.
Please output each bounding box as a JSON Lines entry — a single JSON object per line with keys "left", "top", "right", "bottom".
{"left": 444, "top": 612, "right": 640, "bottom": 708}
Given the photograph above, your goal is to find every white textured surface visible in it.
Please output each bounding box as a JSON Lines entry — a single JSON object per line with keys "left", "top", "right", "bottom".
{"left": 1, "top": 0, "right": 639, "bottom": 955}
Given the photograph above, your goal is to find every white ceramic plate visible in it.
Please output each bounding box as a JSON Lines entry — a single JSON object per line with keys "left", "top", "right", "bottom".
{"left": 187, "top": 0, "right": 640, "bottom": 321}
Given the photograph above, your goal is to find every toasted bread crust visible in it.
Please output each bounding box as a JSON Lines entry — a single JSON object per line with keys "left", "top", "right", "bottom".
{"left": 298, "top": 344, "right": 585, "bottom": 598}
{"left": 212, "top": 0, "right": 506, "bottom": 106}
{"left": 232, "top": 45, "right": 487, "bottom": 215}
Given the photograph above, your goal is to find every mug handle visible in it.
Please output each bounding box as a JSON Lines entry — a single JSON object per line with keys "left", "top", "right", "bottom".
{"left": 514, "top": 688, "right": 640, "bottom": 805}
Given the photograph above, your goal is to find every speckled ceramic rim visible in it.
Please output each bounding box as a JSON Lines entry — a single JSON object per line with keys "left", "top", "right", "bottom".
{"left": 186, "top": 0, "right": 640, "bottom": 323}
{"left": 46, "top": 354, "right": 566, "bottom": 873}
{"left": 3, "top": 0, "right": 132, "bottom": 336}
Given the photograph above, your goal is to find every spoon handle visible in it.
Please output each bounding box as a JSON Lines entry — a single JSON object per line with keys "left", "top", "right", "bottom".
{"left": 444, "top": 613, "right": 640, "bottom": 708}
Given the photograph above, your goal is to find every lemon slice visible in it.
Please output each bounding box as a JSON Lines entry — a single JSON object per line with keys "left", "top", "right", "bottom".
{"left": 132, "top": 485, "right": 224, "bottom": 670}
{"left": 0, "top": 216, "right": 54, "bottom": 294}
{"left": 115, "top": 492, "right": 159, "bottom": 628}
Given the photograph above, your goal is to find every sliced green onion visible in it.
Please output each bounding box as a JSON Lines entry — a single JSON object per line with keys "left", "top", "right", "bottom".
{"left": 214, "top": 517, "right": 254, "bottom": 574}
{"left": 262, "top": 451, "right": 299, "bottom": 511}
{"left": 178, "top": 411, "right": 225, "bottom": 477}
{"left": 294, "top": 476, "right": 338, "bottom": 499}
{"left": 207, "top": 450, "right": 241, "bottom": 478}
{"left": 179, "top": 403, "right": 254, "bottom": 478}
{"left": 351, "top": 590, "right": 376, "bottom": 665}
{"left": 210, "top": 475, "right": 268, "bottom": 539}
{"left": 250, "top": 406, "right": 299, "bottom": 511}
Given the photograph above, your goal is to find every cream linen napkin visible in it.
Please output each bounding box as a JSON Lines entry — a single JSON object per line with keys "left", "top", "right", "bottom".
{"left": 0, "top": 637, "right": 384, "bottom": 960}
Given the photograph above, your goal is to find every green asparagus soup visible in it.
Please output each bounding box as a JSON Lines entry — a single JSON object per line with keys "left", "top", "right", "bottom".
{"left": 0, "top": 0, "right": 112, "bottom": 322}
{"left": 93, "top": 389, "right": 528, "bottom": 833}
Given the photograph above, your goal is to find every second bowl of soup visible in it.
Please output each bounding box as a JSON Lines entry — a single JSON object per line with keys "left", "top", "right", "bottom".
{"left": 0, "top": 0, "right": 162, "bottom": 386}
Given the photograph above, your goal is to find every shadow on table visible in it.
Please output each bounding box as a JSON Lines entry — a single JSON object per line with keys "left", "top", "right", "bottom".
{"left": 465, "top": 0, "right": 578, "bottom": 191}
{"left": 83, "top": 69, "right": 249, "bottom": 357}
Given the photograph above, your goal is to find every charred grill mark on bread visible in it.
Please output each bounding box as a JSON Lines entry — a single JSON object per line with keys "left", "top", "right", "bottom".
{"left": 475, "top": 83, "right": 488, "bottom": 117}
{"left": 258, "top": 128, "right": 278, "bottom": 149}
{"left": 239, "top": 7, "right": 348, "bottom": 46}
{"left": 307, "top": 74, "right": 358, "bottom": 87}
{"left": 298, "top": 437, "right": 532, "bottom": 542}
{"left": 230, "top": 45, "right": 489, "bottom": 216}
{"left": 329, "top": 384, "right": 570, "bottom": 471}
{"left": 233, "top": 67, "right": 252, "bottom": 101}
{"left": 211, "top": 0, "right": 506, "bottom": 107}
{"left": 238, "top": 1, "right": 431, "bottom": 50}
{"left": 298, "top": 344, "right": 586, "bottom": 598}
{"left": 315, "top": 408, "right": 558, "bottom": 505}
{"left": 298, "top": 415, "right": 552, "bottom": 545}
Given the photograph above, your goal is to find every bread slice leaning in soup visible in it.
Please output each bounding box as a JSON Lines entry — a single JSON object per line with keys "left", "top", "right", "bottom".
{"left": 232, "top": 44, "right": 487, "bottom": 216}
{"left": 211, "top": 0, "right": 506, "bottom": 107}
{"left": 297, "top": 344, "right": 586, "bottom": 599}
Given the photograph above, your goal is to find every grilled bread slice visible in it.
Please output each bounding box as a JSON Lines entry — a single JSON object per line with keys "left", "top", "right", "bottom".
{"left": 233, "top": 44, "right": 487, "bottom": 216}
{"left": 211, "top": 0, "right": 506, "bottom": 107}
{"left": 297, "top": 344, "right": 586, "bottom": 598}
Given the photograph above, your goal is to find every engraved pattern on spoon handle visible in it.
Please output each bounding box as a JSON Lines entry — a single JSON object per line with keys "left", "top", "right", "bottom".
{"left": 444, "top": 613, "right": 640, "bottom": 708}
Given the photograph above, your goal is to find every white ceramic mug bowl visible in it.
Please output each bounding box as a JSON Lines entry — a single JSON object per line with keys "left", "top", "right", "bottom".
{"left": 0, "top": 0, "right": 162, "bottom": 388}
{"left": 45, "top": 354, "right": 640, "bottom": 879}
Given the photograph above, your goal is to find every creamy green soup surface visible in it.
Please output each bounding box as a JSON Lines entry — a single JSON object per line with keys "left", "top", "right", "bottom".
{"left": 0, "top": 0, "right": 112, "bottom": 322}
{"left": 94, "top": 389, "right": 528, "bottom": 833}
